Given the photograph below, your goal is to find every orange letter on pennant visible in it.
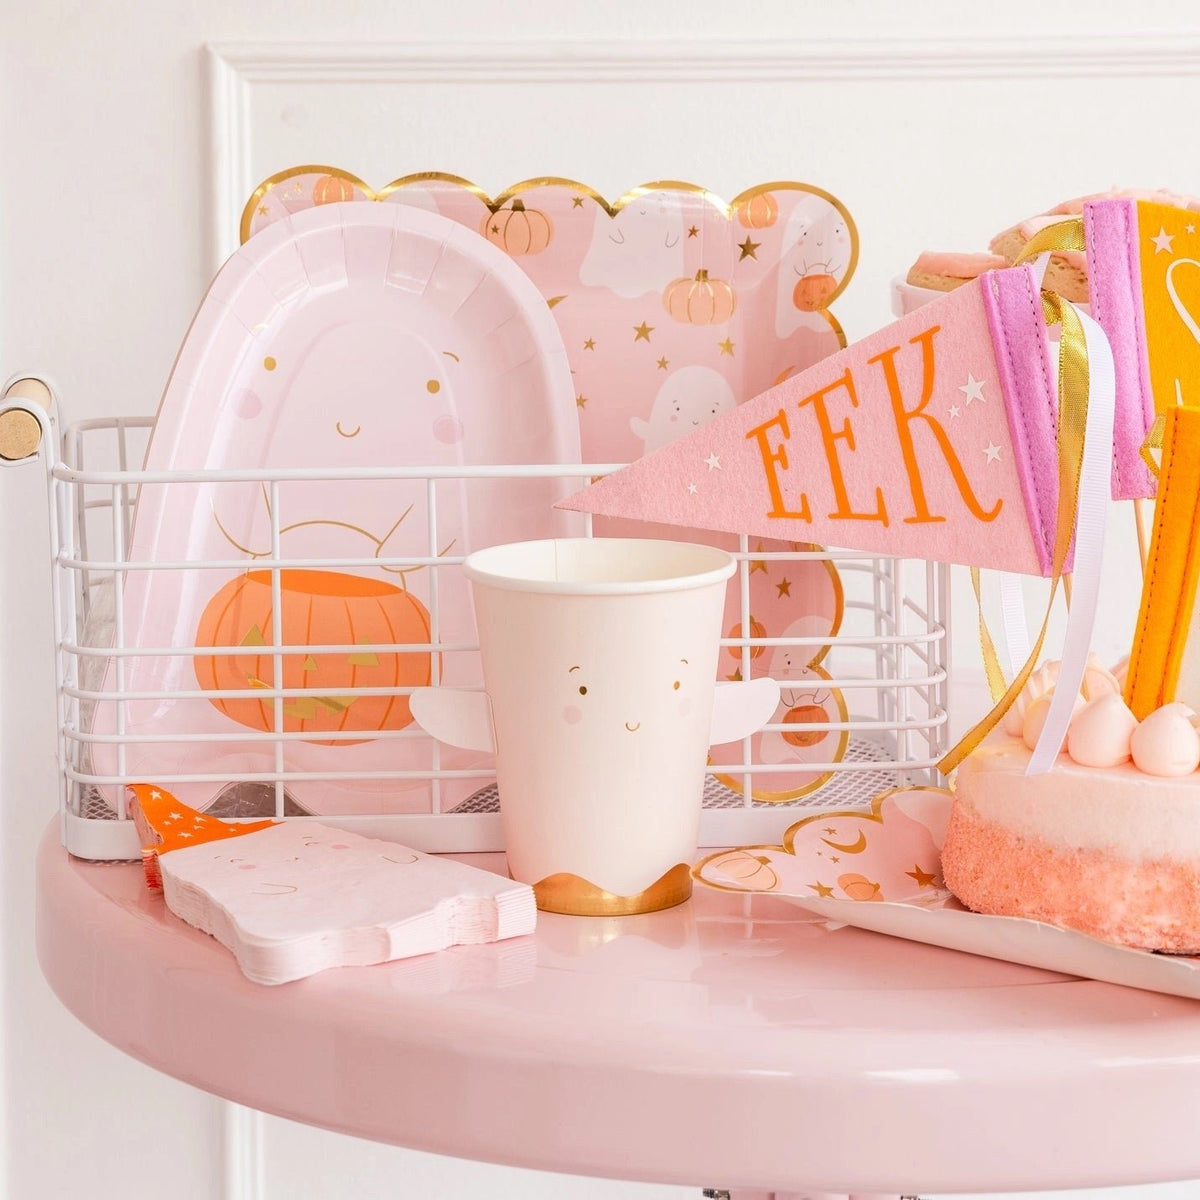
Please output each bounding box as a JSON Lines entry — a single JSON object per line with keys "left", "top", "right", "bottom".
{"left": 747, "top": 410, "right": 811, "bottom": 521}
{"left": 797, "top": 368, "right": 889, "bottom": 526}
{"left": 869, "top": 325, "right": 1002, "bottom": 525}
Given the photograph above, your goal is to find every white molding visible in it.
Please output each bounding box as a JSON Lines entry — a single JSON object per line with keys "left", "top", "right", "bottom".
{"left": 205, "top": 32, "right": 1200, "bottom": 262}
{"left": 222, "top": 1101, "right": 264, "bottom": 1200}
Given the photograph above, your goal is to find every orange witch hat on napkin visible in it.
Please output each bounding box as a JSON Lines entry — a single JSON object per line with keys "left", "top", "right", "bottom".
{"left": 127, "top": 783, "right": 277, "bottom": 890}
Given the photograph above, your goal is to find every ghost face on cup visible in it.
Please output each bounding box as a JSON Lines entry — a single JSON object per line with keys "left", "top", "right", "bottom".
{"left": 558, "top": 652, "right": 698, "bottom": 741}
{"left": 579, "top": 193, "right": 685, "bottom": 299}
{"left": 216, "top": 330, "right": 464, "bottom": 568}
{"left": 774, "top": 201, "right": 852, "bottom": 337}
{"left": 630, "top": 365, "right": 737, "bottom": 456}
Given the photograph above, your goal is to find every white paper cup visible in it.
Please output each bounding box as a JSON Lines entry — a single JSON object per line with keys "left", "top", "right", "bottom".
{"left": 464, "top": 537, "right": 736, "bottom": 915}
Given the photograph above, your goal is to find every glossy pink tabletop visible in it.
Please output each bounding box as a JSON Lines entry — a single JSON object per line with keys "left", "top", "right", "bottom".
{"left": 36, "top": 823, "right": 1200, "bottom": 1195}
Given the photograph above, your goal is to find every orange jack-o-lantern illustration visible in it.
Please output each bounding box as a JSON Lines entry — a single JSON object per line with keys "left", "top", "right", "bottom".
{"left": 481, "top": 198, "right": 553, "bottom": 256}
{"left": 737, "top": 192, "right": 779, "bottom": 230}
{"left": 663, "top": 269, "right": 737, "bottom": 326}
{"left": 706, "top": 849, "right": 779, "bottom": 892}
{"left": 838, "top": 873, "right": 883, "bottom": 902}
{"left": 195, "top": 569, "right": 431, "bottom": 745}
{"left": 726, "top": 617, "right": 767, "bottom": 660}
{"left": 793, "top": 272, "right": 838, "bottom": 312}
{"left": 782, "top": 703, "right": 830, "bottom": 748}
{"left": 312, "top": 174, "right": 357, "bottom": 206}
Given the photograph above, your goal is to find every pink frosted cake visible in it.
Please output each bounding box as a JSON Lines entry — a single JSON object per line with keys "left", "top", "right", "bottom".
{"left": 942, "top": 661, "right": 1200, "bottom": 952}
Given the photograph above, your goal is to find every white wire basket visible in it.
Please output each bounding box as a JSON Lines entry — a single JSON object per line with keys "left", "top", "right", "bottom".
{"left": 12, "top": 404, "right": 950, "bottom": 861}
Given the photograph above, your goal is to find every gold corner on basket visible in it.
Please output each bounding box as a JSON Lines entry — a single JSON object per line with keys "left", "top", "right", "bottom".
{"left": 531, "top": 862, "right": 693, "bottom": 916}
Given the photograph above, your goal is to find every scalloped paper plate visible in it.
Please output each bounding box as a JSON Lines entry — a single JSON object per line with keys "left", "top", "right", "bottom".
{"left": 244, "top": 169, "right": 856, "bottom": 798}
{"left": 695, "top": 788, "right": 1200, "bottom": 1000}
{"left": 91, "top": 201, "right": 582, "bottom": 816}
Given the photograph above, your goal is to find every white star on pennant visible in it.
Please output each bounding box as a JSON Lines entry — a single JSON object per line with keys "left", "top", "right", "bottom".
{"left": 169, "top": 812, "right": 182, "bottom": 820}
{"left": 704, "top": 452, "right": 721, "bottom": 471}
{"left": 949, "top": 405, "right": 961, "bottom": 419}
{"left": 150, "top": 790, "right": 162, "bottom": 800}
{"left": 984, "top": 442, "right": 1002, "bottom": 464}
{"left": 178, "top": 831, "right": 193, "bottom": 839}
{"left": 1189, "top": 224, "right": 1196, "bottom": 235}
{"left": 959, "top": 374, "right": 986, "bottom": 405}
{"left": 1152, "top": 227, "right": 1175, "bottom": 254}
{"left": 687, "top": 482, "right": 699, "bottom": 495}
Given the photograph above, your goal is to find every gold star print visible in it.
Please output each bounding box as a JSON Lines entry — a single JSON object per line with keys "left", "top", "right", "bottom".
{"left": 906, "top": 865, "right": 938, "bottom": 888}
{"left": 823, "top": 827, "right": 837, "bottom": 835}
{"left": 576, "top": 394, "right": 588, "bottom": 409}
{"left": 633, "top": 321, "right": 654, "bottom": 342}
{"left": 726, "top": 668, "right": 743, "bottom": 682}
{"left": 491, "top": 223, "right": 500, "bottom": 233}
{"left": 572, "top": 196, "right": 585, "bottom": 208}
{"left": 717, "top": 338, "right": 735, "bottom": 356}
{"left": 749, "top": 543, "right": 768, "bottom": 574}
{"left": 737, "top": 236, "right": 761, "bottom": 261}
{"left": 809, "top": 882, "right": 835, "bottom": 899}
{"left": 687, "top": 225, "right": 699, "bottom": 238}
{"left": 583, "top": 338, "right": 596, "bottom": 351}
{"left": 776, "top": 578, "right": 792, "bottom": 598}
{"left": 657, "top": 357, "right": 669, "bottom": 370}
{"left": 257, "top": 203, "right": 269, "bottom": 217}
{"left": 830, "top": 856, "right": 840, "bottom": 863}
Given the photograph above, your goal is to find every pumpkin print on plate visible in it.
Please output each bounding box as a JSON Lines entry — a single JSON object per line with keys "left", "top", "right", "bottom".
{"left": 312, "top": 174, "right": 357, "bottom": 206}
{"left": 736, "top": 190, "right": 779, "bottom": 230}
{"left": 662, "top": 269, "right": 737, "bottom": 325}
{"left": 794, "top": 272, "right": 838, "bottom": 312}
{"left": 480, "top": 198, "right": 553, "bottom": 256}
{"left": 195, "top": 569, "right": 432, "bottom": 746}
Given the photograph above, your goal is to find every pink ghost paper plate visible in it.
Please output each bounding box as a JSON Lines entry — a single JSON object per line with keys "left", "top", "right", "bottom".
{"left": 694, "top": 788, "right": 1200, "bottom": 1000}
{"left": 243, "top": 169, "right": 854, "bottom": 799}
{"left": 90, "top": 201, "right": 582, "bottom": 817}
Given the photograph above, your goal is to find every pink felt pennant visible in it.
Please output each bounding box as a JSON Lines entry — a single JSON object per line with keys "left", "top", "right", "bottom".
{"left": 562, "top": 267, "right": 1061, "bottom": 576}
{"left": 1083, "top": 199, "right": 1157, "bottom": 500}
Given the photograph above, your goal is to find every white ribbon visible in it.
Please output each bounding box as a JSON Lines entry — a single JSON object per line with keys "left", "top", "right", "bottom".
{"left": 1025, "top": 306, "right": 1116, "bottom": 775}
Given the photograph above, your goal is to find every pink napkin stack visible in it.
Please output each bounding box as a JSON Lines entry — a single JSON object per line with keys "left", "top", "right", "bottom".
{"left": 129, "top": 787, "right": 535, "bottom": 985}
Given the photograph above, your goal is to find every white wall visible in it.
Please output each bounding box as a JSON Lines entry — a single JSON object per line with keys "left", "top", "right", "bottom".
{"left": 3, "top": 2, "right": 1199, "bottom": 1197}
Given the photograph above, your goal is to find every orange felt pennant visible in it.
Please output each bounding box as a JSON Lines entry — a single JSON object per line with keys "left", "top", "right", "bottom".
{"left": 1124, "top": 406, "right": 1200, "bottom": 719}
{"left": 126, "top": 784, "right": 278, "bottom": 891}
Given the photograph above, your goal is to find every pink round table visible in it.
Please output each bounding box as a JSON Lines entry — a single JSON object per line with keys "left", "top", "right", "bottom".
{"left": 35, "top": 822, "right": 1200, "bottom": 1198}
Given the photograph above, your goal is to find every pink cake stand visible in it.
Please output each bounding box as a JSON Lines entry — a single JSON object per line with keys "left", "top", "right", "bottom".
{"left": 36, "top": 821, "right": 1200, "bottom": 1199}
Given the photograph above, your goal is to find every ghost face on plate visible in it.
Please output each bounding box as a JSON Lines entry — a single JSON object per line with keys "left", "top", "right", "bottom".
{"left": 216, "top": 329, "right": 464, "bottom": 568}
{"left": 630, "top": 365, "right": 737, "bottom": 456}
{"left": 578, "top": 193, "right": 685, "bottom": 299}
{"left": 774, "top": 201, "right": 853, "bottom": 337}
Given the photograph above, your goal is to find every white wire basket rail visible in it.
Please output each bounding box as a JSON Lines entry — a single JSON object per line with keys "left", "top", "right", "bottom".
{"left": 5, "top": 400, "right": 950, "bottom": 861}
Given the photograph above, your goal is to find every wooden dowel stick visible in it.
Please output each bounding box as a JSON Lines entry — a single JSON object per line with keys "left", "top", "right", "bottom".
{"left": 1134, "top": 498, "right": 1152, "bottom": 577}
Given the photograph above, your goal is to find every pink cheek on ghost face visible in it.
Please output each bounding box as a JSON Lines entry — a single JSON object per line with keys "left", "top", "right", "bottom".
{"left": 238, "top": 864, "right": 257, "bottom": 870}
{"left": 433, "top": 415, "right": 464, "bottom": 445}
{"left": 678, "top": 698, "right": 692, "bottom": 717}
{"left": 235, "top": 389, "right": 262, "bottom": 419}
{"left": 562, "top": 705, "right": 582, "bottom": 725}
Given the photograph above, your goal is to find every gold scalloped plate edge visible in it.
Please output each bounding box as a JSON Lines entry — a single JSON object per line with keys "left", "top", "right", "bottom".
{"left": 692, "top": 784, "right": 956, "bottom": 893}
{"left": 238, "top": 165, "right": 859, "bottom": 318}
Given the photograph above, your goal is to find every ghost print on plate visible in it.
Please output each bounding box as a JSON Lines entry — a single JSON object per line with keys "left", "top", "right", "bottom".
{"left": 243, "top": 170, "right": 856, "bottom": 803}
{"left": 91, "top": 202, "right": 581, "bottom": 817}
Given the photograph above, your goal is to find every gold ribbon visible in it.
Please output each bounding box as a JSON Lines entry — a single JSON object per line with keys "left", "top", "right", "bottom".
{"left": 1140, "top": 412, "right": 1166, "bottom": 478}
{"left": 938, "top": 238, "right": 1091, "bottom": 775}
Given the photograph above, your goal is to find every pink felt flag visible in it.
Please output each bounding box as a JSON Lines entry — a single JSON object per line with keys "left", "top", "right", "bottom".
{"left": 561, "top": 267, "right": 1063, "bottom": 576}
